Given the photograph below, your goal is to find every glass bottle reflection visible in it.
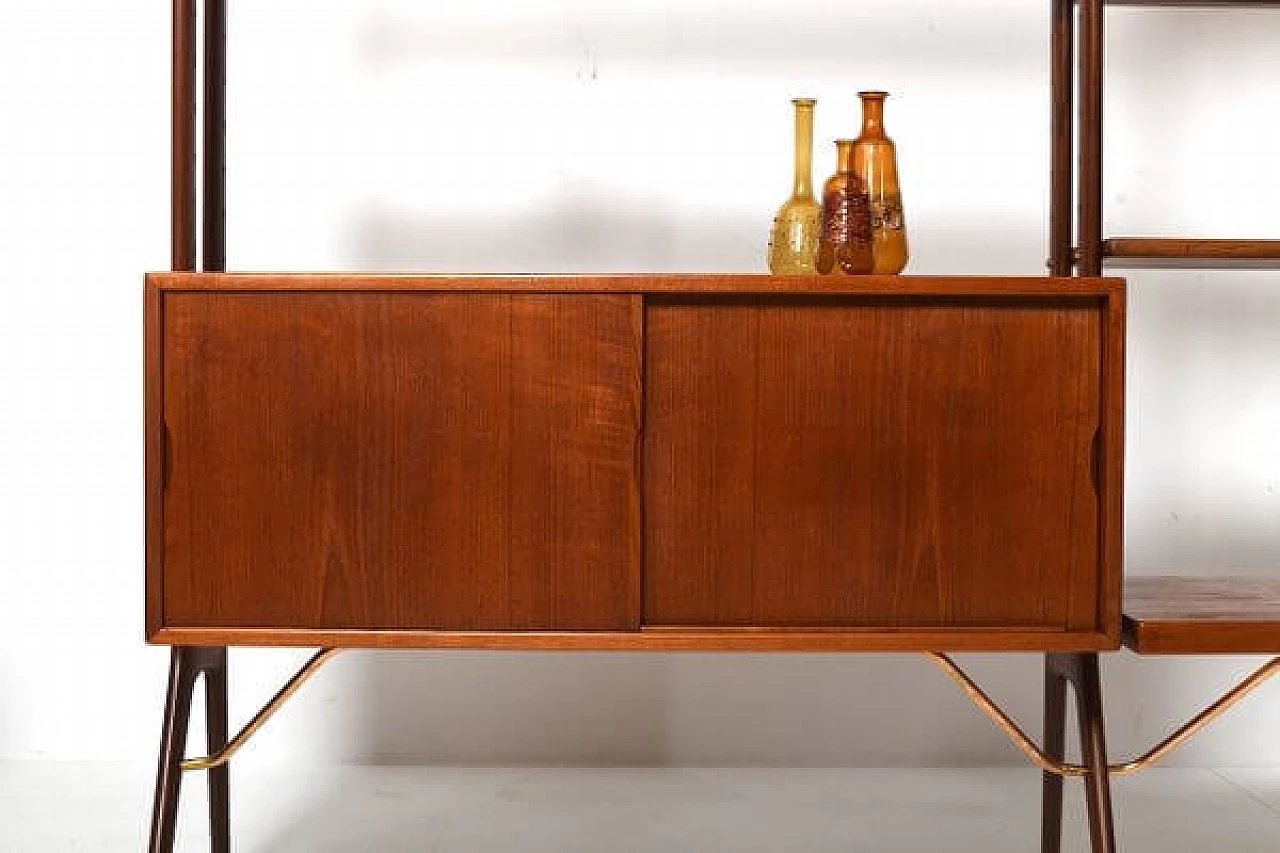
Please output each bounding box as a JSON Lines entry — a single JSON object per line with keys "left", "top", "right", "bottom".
{"left": 851, "top": 91, "right": 909, "bottom": 275}
{"left": 817, "top": 140, "right": 874, "bottom": 275}
{"left": 767, "top": 98, "right": 821, "bottom": 274}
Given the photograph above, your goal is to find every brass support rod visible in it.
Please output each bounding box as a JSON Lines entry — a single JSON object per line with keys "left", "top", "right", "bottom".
{"left": 1108, "top": 654, "right": 1280, "bottom": 775}
{"left": 927, "top": 653, "right": 1280, "bottom": 778}
{"left": 927, "top": 652, "right": 1090, "bottom": 777}
{"left": 180, "top": 649, "right": 342, "bottom": 772}
{"left": 177, "top": 648, "right": 1277, "bottom": 776}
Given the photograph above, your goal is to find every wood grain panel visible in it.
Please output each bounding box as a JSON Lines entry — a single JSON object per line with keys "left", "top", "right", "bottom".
{"left": 644, "top": 297, "right": 1103, "bottom": 630}
{"left": 159, "top": 292, "right": 641, "bottom": 631}
{"left": 642, "top": 302, "right": 758, "bottom": 625}
{"left": 1124, "top": 575, "right": 1280, "bottom": 654}
{"left": 506, "top": 297, "right": 644, "bottom": 629}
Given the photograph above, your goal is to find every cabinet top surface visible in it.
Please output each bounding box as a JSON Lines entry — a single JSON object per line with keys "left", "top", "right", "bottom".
{"left": 148, "top": 273, "right": 1125, "bottom": 297}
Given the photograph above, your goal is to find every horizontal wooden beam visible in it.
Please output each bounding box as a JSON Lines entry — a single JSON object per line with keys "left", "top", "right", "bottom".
{"left": 146, "top": 272, "right": 1125, "bottom": 297}
{"left": 151, "top": 627, "right": 1119, "bottom": 653}
{"left": 1104, "top": 238, "right": 1280, "bottom": 269}
{"left": 1099, "top": 1, "right": 1280, "bottom": 7}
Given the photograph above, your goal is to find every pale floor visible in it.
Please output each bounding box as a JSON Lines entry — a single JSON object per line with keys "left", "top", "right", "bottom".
{"left": 2, "top": 763, "right": 1279, "bottom": 852}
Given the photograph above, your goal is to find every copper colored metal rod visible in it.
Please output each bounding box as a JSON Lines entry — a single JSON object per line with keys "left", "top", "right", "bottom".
{"left": 1109, "top": 655, "right": 1280, "bottom": 775}
{"left": 180, "top": 649, "right": 342, "bottom": 772}
{"left": 172, "top": 0, "right": 197, "bottom": 271}
{"left": 927, "top": 653, "right": 1280, "bottom": 777}
{"left": 928, "top": 653, "right": 1090, "bottom": 777}
{"left": 203, "top": 0, "right": 227, "bottom": 272}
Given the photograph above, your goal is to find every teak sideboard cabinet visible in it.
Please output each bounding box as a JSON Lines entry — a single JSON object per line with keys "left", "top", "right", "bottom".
{"left": 147, "top": 274, "right": 1125, "bottom": 652}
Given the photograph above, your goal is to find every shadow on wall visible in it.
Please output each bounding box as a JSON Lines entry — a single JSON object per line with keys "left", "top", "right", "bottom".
{"left": 346, "top": 653, "right": 1046, "bottom": 767}
{"left": 347, "top": 187, "right": 1048, "bottom": 275}
{"left": 349, "top": 185, "right": 761, "bottom": 274}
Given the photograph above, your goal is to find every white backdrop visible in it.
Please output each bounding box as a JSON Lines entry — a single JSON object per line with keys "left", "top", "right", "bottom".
{"left": 1, "top": 0, "right": 1279, "bottom": 767}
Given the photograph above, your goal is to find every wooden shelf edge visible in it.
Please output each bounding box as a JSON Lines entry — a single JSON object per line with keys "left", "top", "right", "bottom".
{"left": 1123, "top": 618, "right": 1280, "bottom": 655}
{"left": 1122, "top": 575, "right": 1280, "bottom": 654}
{"left": 150, "top": 627, "right": 1120, "bottom": 653}
{"left": 1104, "top": 238, "right": 1280, "bottom": 269}
{"left": 146, "top": 272, "right": 1126, "bottom": 297}
{"left": 1102, "top": 1, "right": 1280, "bottom": 7}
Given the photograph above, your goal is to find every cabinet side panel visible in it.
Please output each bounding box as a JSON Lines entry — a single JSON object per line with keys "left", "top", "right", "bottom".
{"left": 145, "top": 282, "right": 165, "bottom": 639}
{"left": 161, "top": 292, "right": 640, "bottom": 631}
{"left": 644, "top": 298, "right": 1103, "bottom": 632}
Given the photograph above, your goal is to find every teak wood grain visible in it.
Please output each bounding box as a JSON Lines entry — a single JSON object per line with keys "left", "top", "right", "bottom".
{"left": 160, "top": 291, "right": 642, "bottom": 631}
{"left": 1123, "top": 575, "right": 1280, "bottom": 654}
{"left": 146, "top": 274, "right": 1125, "bottom": 652}
{"left": 644, "top": 297, "right": 1104, "bottom": 630}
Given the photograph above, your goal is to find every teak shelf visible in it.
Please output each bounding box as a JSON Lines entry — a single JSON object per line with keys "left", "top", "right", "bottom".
{"left": 146, "top": 3, "right": 1280, "bottom": 853}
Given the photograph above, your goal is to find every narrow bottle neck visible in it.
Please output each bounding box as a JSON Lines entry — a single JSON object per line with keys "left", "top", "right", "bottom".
{"left": 793, "top": 101, "right": 815, "bottom": 199}
{"left": 835, "top": 141, "right": 857, "bottom": 174}
{"left": 859, "top": 93, "right": 887, "bottom": 139}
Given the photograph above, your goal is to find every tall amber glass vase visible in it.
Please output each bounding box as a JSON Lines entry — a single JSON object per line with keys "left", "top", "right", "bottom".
{"left": 817, "top": 140, "right": 874, "bottom": 275}
{"left": 767, "top": 98, "right": 821, "bottom": 274}
{"left": 851, "top": 91, "right": 909, "bottom": 274}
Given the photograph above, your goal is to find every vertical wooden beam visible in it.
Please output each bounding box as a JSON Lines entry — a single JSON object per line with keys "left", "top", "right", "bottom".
{"left": 204, "top": 0, "right": 227, "bottom": 272}
{"left": 1049, "top": 0, "right": 1075, "bottom": 276}
{"left": 150, "top": 647, "right": 228, "bottom": 853}
{"left": 205, "top": 647, "right": 231, "bottom": 852}
{"left": 1077, "top": 0, "right": 1105, "bottom": 276}
{"left": 148, "top": 648, "right": 196, "bottom": 853}
{"left": 1043, "top": 652, "right": 1117, "bottom": 853}
{"left": 1041, "top": 658, "right": 1069, "bottom": 853}
{"left": 172, "top": 0, "right": 197, "bottom": 271}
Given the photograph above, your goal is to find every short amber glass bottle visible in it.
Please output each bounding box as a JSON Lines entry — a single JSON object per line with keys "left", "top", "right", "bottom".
{"left": 817, "top": 140, "right": 874, "bottom": 275}
{"left": 851, "top": 91, "right": 909, "bottom": 274}
{"left": 768, "top": 98, "right": 821, "bottom": 274}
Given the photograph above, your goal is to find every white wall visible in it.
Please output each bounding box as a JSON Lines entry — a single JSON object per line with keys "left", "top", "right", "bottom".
{"left": 1, "top": 0, "right": 1279, "bottom": 767}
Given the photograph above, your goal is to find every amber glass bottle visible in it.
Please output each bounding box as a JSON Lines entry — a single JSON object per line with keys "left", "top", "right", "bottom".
{"left": 768, "top": 98, "right": 821, "bottom": 274}
{"left": 817, "top": 140, "right": 874, "bottom": 275}
{"left": 851, "top": 91, "right": 909, "bottom": 274}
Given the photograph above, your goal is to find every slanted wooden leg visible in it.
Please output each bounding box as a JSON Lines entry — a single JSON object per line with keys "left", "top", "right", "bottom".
{"left": 205, "top": 648, "right": 231, "bottom": 853}
{"left": 1042, "top": 657, "right": 1070, "bottom": 853}
{"left": 1071, "top": 653, "right": 1117, "bottom": 853}
{"left": 149, "top": 646, "right": 230, "bottom": 853}
{"left": 1045, "top": 652, "right": 1117, "bottom": 853}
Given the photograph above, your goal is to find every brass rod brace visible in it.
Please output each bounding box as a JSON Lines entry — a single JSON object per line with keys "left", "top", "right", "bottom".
{"left": 926, "top": 652, "right": 1280, "bottom": 778}
{"left": 177, "top": 647, "right": 1278, "bottom": 777}
{"left": 180, "top": 648, "right": 343, "bottom": 772}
